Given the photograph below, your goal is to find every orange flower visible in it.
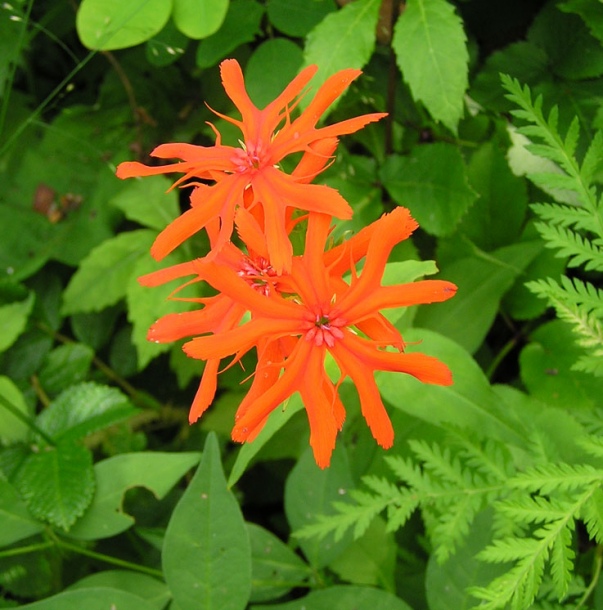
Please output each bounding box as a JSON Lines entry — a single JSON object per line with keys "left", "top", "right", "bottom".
{"left": 182, "top": 208, "right": 457, "bottom": 468}
{"left": 116, "top": 60, "right": 386, "bottom": 274}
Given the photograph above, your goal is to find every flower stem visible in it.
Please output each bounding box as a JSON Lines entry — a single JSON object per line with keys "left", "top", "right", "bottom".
{"left": 55, "top": 538, "right": 164, "bottom": 579}
{"left": 0, "top": 394, "right": 55, "bottom": 446}
{"left": 576, "top": 544, "right": 603, "bottom": 609}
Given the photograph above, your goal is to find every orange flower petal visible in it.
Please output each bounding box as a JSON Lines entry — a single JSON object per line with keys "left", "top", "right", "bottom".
{"left": 183, "top": 317, "right": 299, "bottom": 361}
{"left": 138, "top": 260, "right": 198, "bottom": 287}
{"left": 341, "top": 280, "right": 458, "bottom": 324}
{"left": 329, "top": 338, "right": 394, "bottom": 449}
{"left": 189, "top": 359, "right": 220, "bottom": 423}
{"left": 299, "top": 346, "right": 339, "bottom": 468}
{"left": 232, "top": 338, "right": 310, "bottom": 442}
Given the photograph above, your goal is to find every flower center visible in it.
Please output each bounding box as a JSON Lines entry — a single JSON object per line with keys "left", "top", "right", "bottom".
{"left": 232, "top": 141, "right": 267, "bottom": 174}
{"left": 237, "top": 256, "right": 277, "bottom": 296}
{"left": 304, "top": 310, "right": 345, "bottom": 348}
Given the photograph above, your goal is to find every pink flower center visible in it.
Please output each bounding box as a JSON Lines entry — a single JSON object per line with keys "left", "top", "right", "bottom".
{"left": 237, "top": 256, "right": 277, "bottom": 296}
{"left": 232, "top": 141, "right": 268, "bottom": 174}
{"left": 304, "top": 310, "right": 345, "bottom": 348}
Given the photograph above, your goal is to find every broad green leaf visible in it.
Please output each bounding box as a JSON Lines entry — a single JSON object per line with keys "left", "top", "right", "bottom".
{"left": 252, "top": 585, "right": 413, "bottom": 610}
{"left": 464, "top": 142, "right": 528, "bottom": 251}
{"left": 70, "top": 306, "right": 120, "bottom": 350}
{"left": 471, "top": 42, "right": 548, "bottom": 112}
{"left": 0, "top": 291, "right": 33, "bottom": 353}
{"left": 425, "top": 510, "right": 506, "bottom": 610}
{"left": 0, "top": 376, "right": 29, "bottom": 444}
{"left": 415, "top": 241, "right": 542, "bottom": 353}
{"left": 248, "top": 523, "right": 312, "bottom": 603}
{"left": 284, "top": 445, "right": 354, "bottom": 568}
{"left": 172, "top": 0, "right": 229, "bottom": 39}
{"left": 62, "top": 230, "right": 154, "bottom": 315}
{"left": 562, "top": 0, "right": 603, "bottom": 46}
{"left": 196, "top": 0, "right": 265, "bottom": 69}
{"left": 520, "top": 320, "right": 602, "bottom": 410}
{"left": 35, "top": 382, "right": 138, "bottom": 443}
{"left": 163, "top": 433, "right": 251, "bottom": 610}
{"left": 0, "top": 479, "right": 43, "bottom": 546}
{"left": 267, "top": 0, "right": 336, "bottom": 38}
{"left": 110, "top": 176, "right": 179, "bottom": 232}
{"left": 18, "top": 587, "right": 156, "bottom": 610}
{"left": 0, "top": 548, "right": 52, "bottom": 598}
{"left": 329, "top": 517, "right": 396, "bottom": 590}
{"left": 37, "top": 343, "right": 94, "bottom": 397}
{"left": 378, "top": 329, "right": 530, "bottom": 447}
{"left": 127, "top": 251, "right": 195, "bottom": 370}
{"left": 76, "top": 0, "right": 172, "bottom": 50}
{"left": 146, "top": 19, "right": 189, "bottom": 67}
{"left": 393, "top": 0, "right": 469, "bottom": 132}
{"left": 228, "top": 394, "right": 304, "bottom": 487}
{"left": 13, "top": 439, "right": 94, "bottom": 530}
{"left": 302, "top": 0, "right": 381, "bottom": 114}
{"left": 68, "top": 451, "right": 201, "bottom": 540}
{"left": 245, "top": 39, "right": 303, "bottom": 109}
{"left": 529, "top": 1, "right": 603, "bottom": 80}
{"left": 380, "top": 144, "right": 477, "bottom": 237}
{"left": 69, "top": 572, "right": 169, "bottom": 610}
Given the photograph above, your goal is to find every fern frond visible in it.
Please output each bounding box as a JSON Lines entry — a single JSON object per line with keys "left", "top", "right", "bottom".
{"left": 549, "top": 523, "right": 575, "bottom": 599}
{"left": 407, "top": 440, "right": 470, "bottom": 487}
{"left": 531, "top": 202, "right": 594, "bottom": 232}
{"left": 580, "top": 488, "right": 603, "bottom": 544}
{"left": 453, "top": 436, "right": 514, "bottom": 482}
{"left": 495, "top": 495, "right": 571, "bottom": 525}
{"left": 509, "top": 463, "right": 603, "bottom": 494}
{"left": 533, "top": 223, "right": 603, "bottom": 271}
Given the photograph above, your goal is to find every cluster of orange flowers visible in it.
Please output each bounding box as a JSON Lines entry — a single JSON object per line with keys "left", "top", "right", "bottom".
{"left": 116, "top": 59, "right": 456, "bottom": 468}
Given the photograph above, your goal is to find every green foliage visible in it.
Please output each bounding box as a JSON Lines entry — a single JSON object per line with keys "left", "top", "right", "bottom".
{"left": 3, "top": 2, "right": 603, "bottom": 609}
{"left": 502, "top": 75, "right": 603, "bottom": 377}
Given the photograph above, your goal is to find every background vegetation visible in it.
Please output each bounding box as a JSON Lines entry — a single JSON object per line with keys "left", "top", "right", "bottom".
{"left": 1, "top": 0, "right": 602, "bottom": 608}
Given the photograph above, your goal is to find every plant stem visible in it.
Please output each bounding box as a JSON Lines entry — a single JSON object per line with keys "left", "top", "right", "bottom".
{"left": 0, "top": 0, "right": 35, "bottom": 144}
{"left": 576, "top": 544, "right": 603, "bottom": 609}
{"left": 0, "top": 394, "right": 55, "bottom": 446}
{"left": 55, "top": 538, "right": 164, "bottom": 580}
{"left": 0, "top": 541, "right": 53, "bottom": 559}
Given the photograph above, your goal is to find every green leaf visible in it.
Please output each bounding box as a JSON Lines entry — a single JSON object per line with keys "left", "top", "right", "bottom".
{"left": 464, "top": 142, "right": 528, "bottom": 250}
{"left": 248, "top": 523, "right": 312, "bottom": 603}
{"left": 18, "top": 588, "right": 157, "bottom": 610}
{"left": 415, "top": 241, "right": 542, "bottom": 353}
{"left": 76, "top": 0, "right": 172, "bottom": 50}
{"left": 284, "top": 445, "right": 354, "bottom": 568}
{"left": 425, "top": 510, "right": 506, "bottom": 610}
{"left": 0, "top": 479, "right": 44, "bottom": 546}
{"left": 13, "top": 439, "right": 94, "bottom": 530}
{"left": 0, "top": 292, "right": 33, "bottom": 353}
{"left": 0, "top": 376, "right": 29, "bottom": 444}
{"left": 267, "top": 0, "right": 336, "bottom": 38}
{"left": 70, "top": 306, "right": 120, "bottom": 350}
{"left": 393, "top": 0, "right": 469, "bottom": 132}
{"left": 529, "top": 1, "right": 603, "bottom": 80}
{"left": 520, "top": 320, "right": 602, "bottom": 410}
{"left": 62, "top": 230, "right": 154, "bottom": 315}
{"left": 110, "top": 176, "right": 179, "bottom": 231}
{"left": 68, "top": 451, "right": 201, "bottom": 540}
{"left": 127, "top": 250, "right": 195, "bottom": 370}
{"left": 228, "top": 394, "right": 304, "bottom": 487}
{"left": 378, "top": 329, "right": 529, "bottom": 447}
{"left": 196, "top": 0, "right": 265, "bottom": 69}
{"left": 146, "top": 19, "right": 189, "bottom": 67}
{"left": 562, "top": 0, "right": 603, "bottom": 45}
{"left": 37, "top": 343, "right": 94, "bottom": 397}
{"left": 329, "top": 517, "right": 396, "bottom": 590}
{"left": 302, "top": 0, "right": 381, "bottom": 114}
{"left": 245, "top": 39, "right": 303, "bottom": 109}
{"left": 172, "top": 0, "right": 229, "bottom": 39}
{"left": 163, "top": 433, "right": 251, "bottom": 610}
{"left": 35, "top": 382, "right": 138, "bottom": 443}
{"left": 252, "top": 585, "right": 413, "bottom": 610}
{"left": 380, "top": 144, "right": 478, "bottom": 237}
{"left": 69, "top": 572, "right": 169, "bottom": 610}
